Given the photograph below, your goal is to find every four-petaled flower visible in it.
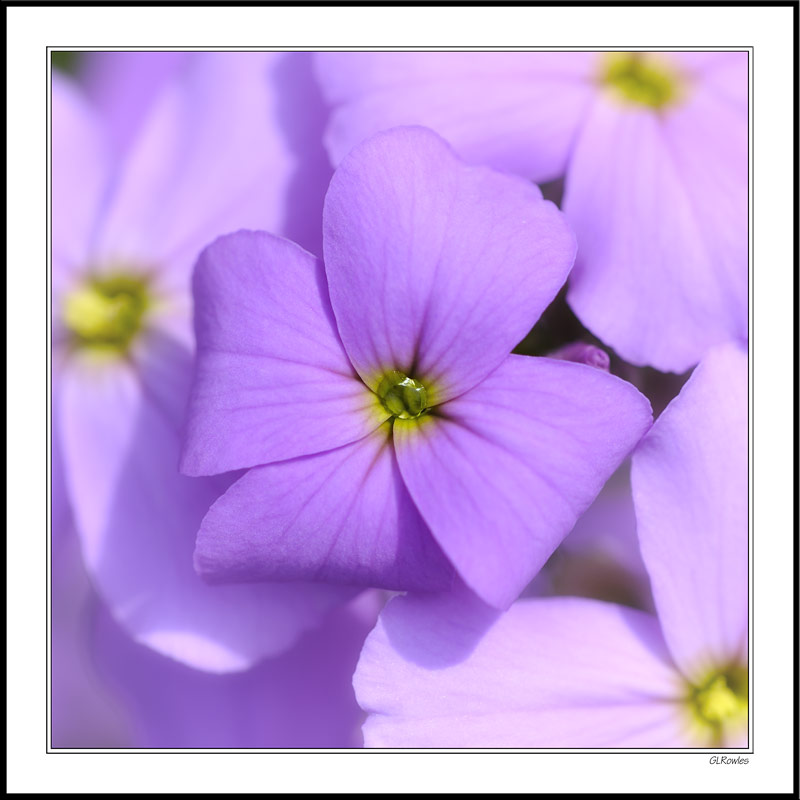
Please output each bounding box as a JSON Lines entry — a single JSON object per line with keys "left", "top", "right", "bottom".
{"left": 181, "top": 126, "right": 653, "bottom": 609}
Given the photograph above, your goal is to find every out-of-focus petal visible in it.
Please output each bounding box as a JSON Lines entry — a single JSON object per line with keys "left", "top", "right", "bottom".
{"left": 51, "top": 380, "right": 72, "bottom": 553}
{"left": 631, "top": 343, "right": 748, "bottom": 681}
{"left": 268, "top": 51, "right": 334, "bottom": 257}
{"left": 316, "top": 51, "right": 596, "bottom": 180}
{"left": 195, "top": 425, "right": 454, "bottom": 592}
{"left": 525, "top": 461, "right": 654, "bottom": 612}
{"left": 323, "top": 126, "right": 576, "bottom": 403}
{"left": 181, "top": 231, "right": 384, "bottom": 476}
{"left": 51, "top": 72, "right": 111, "bottom": 287}
{"left": 58, "top": 340, "right": 348, "bottom": 673}
{"left": 393, "top": 355, "right": 652, "bottom": 608}
{"left": 670, "top": 51, "right": 749, "bottom": 111}
{"left": 356, "top": 592, "right": 686, "bottom": 747}
{"left": 560, "top": 461, "right": 650, "bottom": 586}
{"left": 564, "top": 85, "right": 747, "bottom": 372}
{"left": 92, "top": 52, "right": 299, "bottom": 291}
{"left": 91, "top": 591, "right": 383, "bottom": 748}
{"left": 51, "top": 522, "right": 134, "bottom": 747}
{"left": 80, "top": 51, "right": 189, "bottom": 157}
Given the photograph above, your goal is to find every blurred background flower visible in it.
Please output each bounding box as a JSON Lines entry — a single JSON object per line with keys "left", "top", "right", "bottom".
{"left": 51, "top": 51, "right": 370, "bottom": 746}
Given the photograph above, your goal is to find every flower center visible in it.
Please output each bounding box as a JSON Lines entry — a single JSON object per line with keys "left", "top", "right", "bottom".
{"left": 687, "top": 664, "right": 748, "bottom": 742}
{"left": 63, "top": 272, "right": 151, "bottom": 353}
{"left": 600, "top": 52, "right": 683, "bottom": 109}
{"left": 376, "top": 370, "right": 429, "bottom": 420}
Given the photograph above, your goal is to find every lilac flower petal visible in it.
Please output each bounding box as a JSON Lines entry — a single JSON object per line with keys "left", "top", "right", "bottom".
{"left": 316, "top": 52, "right": 596, "bottom": 180}
{"left": 51, "top": 525, "right": 134, "bottom": 747}
{"left": 565, "top": 87, "right": 747, "bottom": 372}
{"left": 268, "top": 51, "right": 335, "bottom": 258}
{"left": 671, "top": 51, "right": 749, "bottom": 111}
{"left": 631, "top": 343, "right": 748, "bottom": 680}
{"left": 51, "top": 73, "right": 111, "bottom": 286}
{"left": 182, "top": 231, "right": 385, "bottom": 476}
{"left": 323, "top": 126, "right": 576, "bottom": 402}
{"left": 195, "top": 425, "right": 454, "bottom": 592}
{"left": 701, "top": 52, "right": 749, "bottom": 111}
{"left": 356, "top": 593, "right": 686, "bottom": 747}
{"left": 80, "top": 50, "right": 188, "bottom": 158}
{"left": 92, "top": 52, "right": 300, "bottom": 289}
{"left": 58, "top": 341, "right": 349, "bottom": 673}
{"left": 80, "top": 51, "right": 189, "bottom": 157}
{"left": 91, "top": 591, "right": 382, "bottom": 748}
{"left": 393, "top": 355, "right": 652, "bottom": 608}
{"left": 51, "top": 381, "right": 72, "bottom": 552}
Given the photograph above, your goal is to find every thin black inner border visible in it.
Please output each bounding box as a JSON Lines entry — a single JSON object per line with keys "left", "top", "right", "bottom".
{"left": 46, "top": 44, "right": 758, "bottom": 756}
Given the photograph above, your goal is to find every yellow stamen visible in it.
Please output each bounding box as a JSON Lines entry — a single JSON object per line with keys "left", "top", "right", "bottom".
{"left": 63, "top": 272, "right": 151, "bottom": 354}
{"left": 685, "top": 664, "right": 748, "bottom": 746}
{"left": 600, "top": 52, "right": 685, "bottom": 109}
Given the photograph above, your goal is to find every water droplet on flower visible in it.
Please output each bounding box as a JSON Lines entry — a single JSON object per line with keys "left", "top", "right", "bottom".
{"left": 377, "top": 370, "right": 429, "bottom": 420}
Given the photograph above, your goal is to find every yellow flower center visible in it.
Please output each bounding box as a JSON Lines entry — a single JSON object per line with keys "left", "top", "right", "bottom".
{"left": 600, "top": 52, "right": 685, "bottom": 109}
{"left": 686, "top": 664, "right": 748, "bottom": 745}
{"left": 63, "top": 272, "right": 151, "bottom": 354}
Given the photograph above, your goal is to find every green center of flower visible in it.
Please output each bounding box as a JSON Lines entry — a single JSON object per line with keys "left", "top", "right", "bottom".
{"left": 688, "top": 664, "right": 748, "bottom": 741}
{"left": 376, "top": 370, "right": 429, "bottom": 420}
{"left": 601, "top": 52, "right": 682, "bottom": 109}
{"left": 63, "top": 272, "right": 151, "bottom": 353}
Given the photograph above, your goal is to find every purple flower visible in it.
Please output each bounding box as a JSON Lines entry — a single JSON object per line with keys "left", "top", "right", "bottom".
{"left": 353, "top": 342, "right": 747, "bottom": 747}
{"left": 315, "top": 51, "right": 748, "bottom": 373}
{"left": 52, "top": 53, "right": 346, "bottom": 672}
{"left": 181, "top": 125, "right": 652, "bottom": 610}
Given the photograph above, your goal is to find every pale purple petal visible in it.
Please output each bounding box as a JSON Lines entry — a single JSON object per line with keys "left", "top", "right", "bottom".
{"left": 323, "top": 126, "right": 576, "bottom": 402}
{"left": 92, "top": 52, "right": 301, "bottom": 290}
{"left": 51, "top": 381, "right": 72, "bottom": 552}
{"left": 631, "top": 343, "right": 748, "bottom": 681}
{"left": 80, "top": 51, "right": 189, "bottom": 157}
{"left": 90, "top": 591, "right": 383, "bottom": 748}
{"left": 57, "top": 341, "right": 349, "bottom": 673}
{"left": 356, "top": 592, "right": 687, "bottom": 747}
{"left": 393, "top": 355, "right": 652, "bottom": 608}
{"left": 51, "top": 72, "right": 111, "bottom": 287}
{"left": 195, "top": 425, "right": 454, "bottom": 592}
{"left": 181, "top": 231, "right": 384, "bottom": 476}
{"left": 52, "top": 523, "right": 133, "bottom": 747}
{"left": 565, "top": 82, "right": 747, "bottom": 372}
{"left": 670, "top": 51, "right": 749, "bottom": 111}
{"left": 316, "top": 51, "right": 596, "bottom": 180}
{"left": 268, "top": 51, "right": 335, "bottom": 257}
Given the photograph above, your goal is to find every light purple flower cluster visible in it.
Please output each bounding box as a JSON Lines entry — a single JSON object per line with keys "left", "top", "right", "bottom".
{"left": 51, "top": 50, "right": 748, "bottom": 750}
